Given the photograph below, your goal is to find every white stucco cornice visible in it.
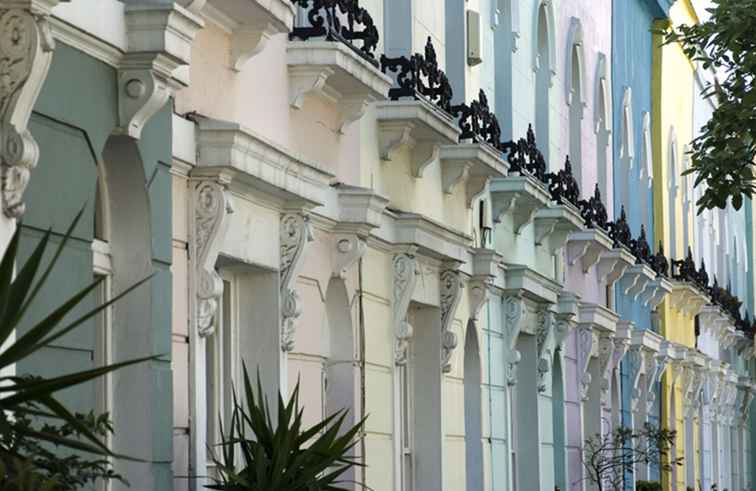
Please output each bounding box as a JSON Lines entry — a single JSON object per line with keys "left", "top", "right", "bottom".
{"left": 376, "top": 100, "right": 460, "bottom": 176}
{"left": 438, "top": 144, "right": 508, "bottom": 207}
{"left": 619, "top": 263, "right": 657, "bottom": 301}
{"left": 566, "top": 228, "right": 613, "bottom": 274}
{"left": 195, "top": 118, "right": 333, "bottom": 209}
{"left": 533, "top": 202, "right": 584, "bottom": 255}
{"left": 204, "top": 0, "right": 296, "bottom": 71}
{"left": 501, "top": 264, "right": 561, "bottom": 305}
{"left": 333, "top": 184, "right": 389, "bottom": 235}
{"left": 639, "top": 275, "right": 673, "bottom": 310}
{"left": 596, "top": 247, "right": 636, "bottom": 288}
{"left": 577, "top": 302, "right": 619, "bottom": 334}
{"left": 387, "top": 210, "right": 473, "bottom": 264}
{"left": 287, "top": 40, "right": 392, "bottom": 132}
{"left": 668, "top": 280, "right": 709, "bottom": 317}
{"left": 490, "top": 175, "right": 551, "bottom": 234}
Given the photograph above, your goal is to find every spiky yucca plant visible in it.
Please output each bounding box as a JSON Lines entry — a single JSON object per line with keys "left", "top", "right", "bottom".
{"left": 0, "top": 210, "right": 154, "bottom": 488}
{"left": 207, "top": 364, "right": 366, "bottom": 491}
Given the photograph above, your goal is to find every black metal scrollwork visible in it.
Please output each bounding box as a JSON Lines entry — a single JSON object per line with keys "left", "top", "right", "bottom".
{"left": 290, "top": 0, "right": 380, "bottom": 66}
{"left": 695, "top": 259, "right": 709, "bottom": 291}
{"left": 546, "top": 156, "right": 581, "bottom": 206}
{"left": 381, "top": 37, "right": 454, "bottom": 114}
{"left": 451, "top": 89, "right": 502, "bottom": 149}
{"left": 630, "top": 224, "right": 652, "bottom": 265}
{"left": 671, "top": 247, "right": 699, "bottom": 285}
{"left": 607, "top": 206, "right": 633, "bottom": 250}
{"left": 578, "top": 184, "right": 608, "bottom": 230}
{"left": 650, "top": 242, "right": 669, "bottom": 277}
{"left": 502, "top": 125, "right": 548, "bottom": 183}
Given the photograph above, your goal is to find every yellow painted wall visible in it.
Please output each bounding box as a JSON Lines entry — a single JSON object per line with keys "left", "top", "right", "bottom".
{"left": 652, "top": 1, "right": 699, "bottom": 488}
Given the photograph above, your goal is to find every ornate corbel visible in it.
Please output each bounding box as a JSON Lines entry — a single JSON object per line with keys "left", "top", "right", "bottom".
{"left": 625, "top": 346, "right": 645, "bottom": 412}
{"left": 191, "top": 178, "right": 234, "bottom": 337}
{"left": 468, "top": 277, "right": 492, "bottom": 321}
{"left": 536, "top": 309, "right": 556, "bottom": 393}
{"left": 393, "top": 252, "right": 418, "bottom": 365}
{"left": 280, "top": 212, "right": 314, "bottom": 352}
{"left": 577, "top": 324, "right": 594, "bottom": 401}
{"left": 118, "top": 4, "right": 203, "bottom": 138}
{"left": 331, "top": 234, "right": 366, "bottom": 279}
{"left": 440, "top": 267, "right": 464, "bottom": 373}
{"left": 0, "top": 1, "right": 59, "bottom": 218}
{"left": 503, "top": 293, "right": 526, "bottom": 387}
{"left": 598, "top": 334, "right": 616, "bottom": 406}
{"left": 644, "top": 348, "right": 666, "bottom": 413}
{"left": 553, "top": 313, "right": 575, "bottom": 353}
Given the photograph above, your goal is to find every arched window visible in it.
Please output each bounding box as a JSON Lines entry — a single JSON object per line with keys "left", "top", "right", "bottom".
{"left": 595, "top": 54, "right": 612, "bottom": 202}
{"left": 463, "top": 321, "right": 484, "bottom": 491}
{"left": 668, "top": 127, "right": 679, "bottom": 257}
{"left": 566, "top": 17, "right": 585, "bottom": 184}
{"left": 639, "top": 113, "right": 654, "bottom": 232}
{"left": 618, "top": 88, "right": 634, "bottom": 214}
{"left": 534, "top": 1, "right": 555, "bottom": 164}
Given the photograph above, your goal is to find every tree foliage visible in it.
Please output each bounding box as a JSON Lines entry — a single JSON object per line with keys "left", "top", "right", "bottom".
{"left": 207, "top": 365, "right": 366, "bottom": 490}
{"left": 665, "top": 0, "right": 756, "bottom": 212}
{"left": 582, "top": 424, "right": 682, "bottom": 491}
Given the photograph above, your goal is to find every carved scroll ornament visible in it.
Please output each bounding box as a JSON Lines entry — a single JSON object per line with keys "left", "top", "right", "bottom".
{"left": 577, "top": 324, "right": 594, "bottom": 401}
{"left": 504, "top": 294, "right": 526, "bottom": 386}
{"left": 393, "top": 253, "right": 417, "bottom": 365}
{"left": 536, "top": 310, "right": 555, "bottom": 393}
{"left": 193, "top": 180, "right": 234, "bottom": 337}
{"left": 280, "top": 213, "right": 314, "bottom": 352}
{"left": 0, "top": 5, "right": 57, "bottom": 218}
{"left": 440, "top": 268, "right": 463, "bottom": 373}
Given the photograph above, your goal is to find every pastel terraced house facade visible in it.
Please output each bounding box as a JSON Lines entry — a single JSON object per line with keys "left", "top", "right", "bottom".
{"left": 1, "top": 1, "right": 756, "bottom": 491}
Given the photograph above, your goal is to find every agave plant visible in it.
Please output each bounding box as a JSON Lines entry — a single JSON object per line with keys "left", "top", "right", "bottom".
{"left": 0, "top": 209, "right": 154, "bottom": 487}
{"left": 207, "top": 364, "right": 366, "bottom": 490}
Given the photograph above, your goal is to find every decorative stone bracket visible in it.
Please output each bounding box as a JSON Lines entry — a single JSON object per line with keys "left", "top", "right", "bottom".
{"left": 118, "top": 4, "right": 203, "bottom": 139}
{"left": 620, "top": 263, "right": 656, "bottom": 301}
{"left": 577, "top": 324, "right": 594, "bottom": 401}
{"left": 566, "top": 229, "right": 613, "bottom": 274}
{"left": 597, "top": 333, "right": 628, "bottom": 407}
{"left": 438, "top": 144, "right": 508, "bottom": 207}
{"left": 280, "top": 212, "right": 314, "bottom": 352}
{"left": 191, "top": 177, "right": 234, "bottom": 337}
{"left": 639, "top": 276, "right": 673, "bottom": 309}
{"left": 393, "top": 251, "right": 418, "bottom": 365}
{"left": 440, "top": 267, "right": 464, "bottom": 373}
{"left": 331, "top": 234, "right": 367, "bottom": 279}
{"left": 625, "top": 346, "right": 645, "bottom": 412}
{"left": 533, "top": 204, "right": 584, "bottom": 255}
{"left": 504, "top": 293, "right": 527, "bottom": 386}
{"left": 645, "top": 343, "right": 670, "bottom": 413}
{"left": 0, "top": 2, "right": 60, "bottom": 218}
{"left": 668, "top": 281, "right": 709, "bottom": 317}
{"left": 490, "top": 176, "right": 551, "bottom": 234}
{"left": 536, "top": 310, "right": 556, "bottom": 393}
{"left": 469, "top": 277, "right": 493, "bottom": 321}
{"left": 288, "top": 41, "right": 392, "bottom": 133}
{"left": 596, "top": 248, "right": 635, "bottom": 288}
{"left": 375, "top": 100, "right": 459, "bottom": 180}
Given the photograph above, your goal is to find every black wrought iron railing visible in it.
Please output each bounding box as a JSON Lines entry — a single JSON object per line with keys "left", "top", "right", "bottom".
{"left": 381, "top": 37, "right": 454, "bottom": 115}
{"left": 578, "top": 185, "right": 609, "bottom": 231}
{"left": 290, "top": 0, "right": 380, "bottom": 66}
{"left": 607, "top": 206, "right": 632, "bottom": 250}
{"left": 502, "top": 125, "right": 547, "bottom": 183}
{"left": 546, "top": 156, "right": 580, "bottom": 207}
{"left": 630, "top": 225, "right": 652, "bottom": 266}
{"left": 650, "top": 242, "right": 669, "bottom": 277}
{"left": 451, "top": 89, "right": 502, "bottom": 150}
{"left": 671, "top": 247, "right": 709, "bottom": 294}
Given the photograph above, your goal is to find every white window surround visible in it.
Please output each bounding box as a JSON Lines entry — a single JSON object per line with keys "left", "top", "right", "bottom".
{"left": 619, "top": 88, "right": 634, "bottom": 212}
{"left": 532, "top": 0, "right": 556, "bottom": 79}
{"left": 287, "top": 40, "right": 393, "bottom": 133}
{"left": 93, "top": 238, "right": 113, "bottom": 491}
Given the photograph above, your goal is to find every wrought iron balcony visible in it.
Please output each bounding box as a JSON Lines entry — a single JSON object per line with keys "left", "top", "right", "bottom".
{"left": 502, "top": 124, "right": 547, "bottom": 183}
{"left": 649, "top": 242, "right": 669, "bottom": 277}
{"left": 630, "top": 224, "right": 652, "bottom": 265}
{"left": 290, "top": 0, "right": 380, "bottom": 67}
{"left": 607, "top": 206, "right": 632, "bottom": 250}
{"left": 671, "top": 247, "right": 709, "bottom": 294}
{"left": 381, "top": 37, "right": 454, "bottom": 115}
{"left": 546, "top": 156, "right": 580, "bottom": 207}
{"left": 450, "top": 89, "right": 502, "bottom": 150}
{"left": 578, "top": 184, "right": 608, "bottom": 231}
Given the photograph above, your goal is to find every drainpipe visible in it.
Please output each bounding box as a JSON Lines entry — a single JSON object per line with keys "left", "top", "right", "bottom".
{"left": 358, "top": 257, "right": 367, "bottom": 488}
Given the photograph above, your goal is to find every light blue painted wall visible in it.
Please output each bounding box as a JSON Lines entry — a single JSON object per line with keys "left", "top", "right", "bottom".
{"left": 612, "top": 0, "right": 666, "bottom": 487}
